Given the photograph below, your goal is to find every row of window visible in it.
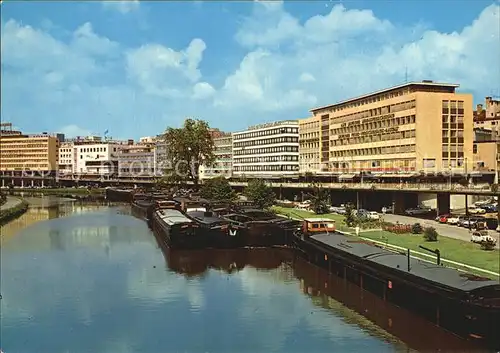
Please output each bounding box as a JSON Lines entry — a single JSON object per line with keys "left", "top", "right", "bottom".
{"left": 323, "top": 100, "right": 417, "bottom": 125}
{"left": 234, "top": 136, "right": 298, "bottom": 148}
{"left": 332, "top": 130, "right": 416, "bottom": 146}
{"left": 233, "top": 146, "right": 299, "bottom": 156}
{"left": 234, "top": 165, "right": 300, "bottom": 172}
{"left": 332, "top": 115, "right": 416, "bottom": 137}
{"left": 234, "top": 155, "right": 299, "bottom": 164}
{"left": 329, "top": 144, "right": 417, "bottom": 158}
{"left": 233, "top": 127, "right": 298, "bottom": 141}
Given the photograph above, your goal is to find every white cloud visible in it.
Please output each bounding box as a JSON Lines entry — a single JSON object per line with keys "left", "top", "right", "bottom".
{"left": 102, "top": 0, "right": 140, "bottom": 14}
{"left": 1, "top": 2, "right": 499, "bottom": 138}
{"left": 59, "top": 124, "right": 93, "bottom": 138}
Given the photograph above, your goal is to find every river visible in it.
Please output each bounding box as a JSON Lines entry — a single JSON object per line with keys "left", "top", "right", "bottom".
{"left": 0, "top": 197, "right": 482, "bottom": 353}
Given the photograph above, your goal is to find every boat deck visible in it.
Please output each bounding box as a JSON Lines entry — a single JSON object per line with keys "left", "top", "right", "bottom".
{"left": 156, "top": 209, "right": 193, "bottom": 226}
{"left": 187, "top": 211, "right": 226, "bottom": 225}
{"left": 311, "top": 232, "right": 500, "bottom": 293}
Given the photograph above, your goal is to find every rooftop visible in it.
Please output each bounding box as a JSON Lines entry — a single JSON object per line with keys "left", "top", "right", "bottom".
{"left": 310, "top": 81, "right": 460, "bottom": 113}
{"left": 236, "top": 120, "right": 299, "bottom": 134}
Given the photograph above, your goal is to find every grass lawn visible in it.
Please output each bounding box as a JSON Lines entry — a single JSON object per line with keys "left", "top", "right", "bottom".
{"left": 14, "top": 188, "right": 105, "bottom": 195}
{"left": 273, "top": 206, "right": 500, "bottom": 276}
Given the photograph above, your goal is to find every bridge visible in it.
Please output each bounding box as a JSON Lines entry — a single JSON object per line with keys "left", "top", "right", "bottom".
{"left": 1, "top": 174, "right": 498, "bottom": 196}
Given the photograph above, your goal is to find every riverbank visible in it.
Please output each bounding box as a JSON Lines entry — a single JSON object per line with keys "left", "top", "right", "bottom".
{"left": 12, "top": 188, "right": 105, "bottom": 195}
{"left": 273, "top": 206, "right": 500, "bottom": 277}
{"left": 0, "top": 196, "right": 29, "bottom": 226}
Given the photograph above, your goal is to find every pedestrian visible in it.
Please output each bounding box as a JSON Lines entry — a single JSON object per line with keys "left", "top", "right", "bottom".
{"left": 355, "top": 225, "right": 360, "bottom": 237}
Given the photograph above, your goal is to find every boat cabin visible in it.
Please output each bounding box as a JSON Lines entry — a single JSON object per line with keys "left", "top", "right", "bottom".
{"left": 301, "top": 218, "right": 336, "bottom": 235}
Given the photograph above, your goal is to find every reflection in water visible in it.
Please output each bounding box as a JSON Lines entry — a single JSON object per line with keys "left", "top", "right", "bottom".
{"left": 0, "top": 205, "right": 480, "bottom": 353}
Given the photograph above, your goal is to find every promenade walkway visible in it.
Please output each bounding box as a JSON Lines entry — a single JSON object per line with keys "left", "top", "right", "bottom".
{"left": 1, "top": 196, "right": 22, "bottom": 212}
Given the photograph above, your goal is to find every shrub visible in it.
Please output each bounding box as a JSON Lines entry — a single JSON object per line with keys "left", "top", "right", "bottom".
{"left": 411, "top": 223, "right": 423, "bottom": 234}
{"left": 382, "top": 222, "right": 411, "bottom": 234}
{"left": 480, "top": 239, "right": 496, "bottom": 251}
{"left": 344, "top": 203, "right": 356, "bottom": 227}
{"left": 423, "top": 227, "right": 438, "bottom": 242}
{"left": 0, "top": 200, "right": 29, "bottom": 226}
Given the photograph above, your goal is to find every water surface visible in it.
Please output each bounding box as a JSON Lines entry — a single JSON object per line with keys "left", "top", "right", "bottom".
{"left": 0, "top": 204, "right": 476, "bottom": 352}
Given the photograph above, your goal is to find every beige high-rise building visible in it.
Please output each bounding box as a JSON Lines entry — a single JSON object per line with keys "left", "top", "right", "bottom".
{"left": 199, "top": 133, "right": 233, "bottom": 180}
{"left": 305, "top": 81, "right": 474, "bottom": 175}
{"left": 298, "top": 116, "right": 320, "bottom": 173}
{"left": 0, "top": 127, "right": 59, "bottom": 175}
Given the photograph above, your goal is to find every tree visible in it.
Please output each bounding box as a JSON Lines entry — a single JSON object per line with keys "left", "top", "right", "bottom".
{"left": 344, "top": 203, "right": 356, "bottom": 227}
{"left": 159, "top": 118, "right": 216, "bottom": 186}
{"left": 306, "top": 181, "right": 330, "bottom": 214}
{"left": 244, "top": 179, "right": 275, "bottom": 209}
{"left": 200, "top": 176, "right": 236, "bottom": 201}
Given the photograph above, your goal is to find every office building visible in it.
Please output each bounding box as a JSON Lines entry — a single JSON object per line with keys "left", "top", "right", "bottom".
{"left": 74, "top": 143, "right": 123, "bottom": 175}
{"left": 199, "top": 133, "right": 233, "bottom": 179}
{"left": 0, "top": 124, "right": 59, "bottom": 176}
{"left": 117, "top": 141, "right": 156, "bottom": 177}
{"left": 307, "top": 81, "right": 474, "bottom": 175}
{"left": 232, "top": 120, "right": 299, "bottom": 178}
{"left": 298, "top": 116, "right": 321, "bottom": 173}
{"left": 153, "top": 140, "right": 169, "bottom": 176}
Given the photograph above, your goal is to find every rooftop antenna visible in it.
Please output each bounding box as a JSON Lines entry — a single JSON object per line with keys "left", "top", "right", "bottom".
{"left": 405, "top": 65, "right": 408, "bottom": 83}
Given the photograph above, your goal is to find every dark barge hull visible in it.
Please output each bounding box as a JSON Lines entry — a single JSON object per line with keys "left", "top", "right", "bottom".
{"left": 151, "top": 212, "right": 206, "bottom": 250}
{"left": 105, "top": 188, "right": 134, "bottom": 203}
{"left": 131, "top": 202, "right": 152, "bottom": 221}
{"left": 291, "top": 233, "right": 500, "bottom": 350}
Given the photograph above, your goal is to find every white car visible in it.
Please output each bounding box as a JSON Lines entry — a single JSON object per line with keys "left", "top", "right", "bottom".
{"left": 469, "top": 206, "right": 486, "bottom": 214}
{"left": 446, "top": 215, "right": 461, "bottom": 225}
{"left": 471, "top": 231, "right": 497, "bottom": 245}
{"left": 368, "top": 211, "right": 380, "bottom": 220}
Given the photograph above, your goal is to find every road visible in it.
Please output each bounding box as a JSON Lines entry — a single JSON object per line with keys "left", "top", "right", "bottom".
{"left": 0, "top": 196, "right": 22, "bottom": 212}
{"left": 382, "top": 213, "right": 500, "bottom": 247}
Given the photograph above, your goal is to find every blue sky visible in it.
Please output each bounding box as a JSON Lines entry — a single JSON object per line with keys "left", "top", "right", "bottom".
{"left": 1, "top": 0, "right": 499, "bottom": 140}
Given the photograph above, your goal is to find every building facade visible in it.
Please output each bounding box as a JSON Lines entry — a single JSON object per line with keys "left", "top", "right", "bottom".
{"left": 58, "top": 142, "right": 76, "bottom": 175}
{"left": 199, "top": 133, "right": 233, "bottom": 179}
{"left": 74, "top": 143, "right": 122, "bottom": 175}
{"left": 307, "top": 81, "right": 474, "bottom": 175}
{"left": 232, "top": 120, "right": 299, "bottom": 178}
{"left": 0, "top": 128, "right": 59, "bottom": 175}
{"left": 117, "top": 142, "right": 156, "bottom": 177}
{"left": 298, "top": 116, "right": 321, "bottom": 174}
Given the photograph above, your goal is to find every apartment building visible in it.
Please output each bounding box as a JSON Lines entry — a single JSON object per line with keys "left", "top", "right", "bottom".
{"left": 153, "top": 140, "right": 169, "bottom": 176}
{"left": 298, "top": 116, "right": 321, "bottom": 174}
{"left": 232, "top": 120, "right": 299, "bottom": 178}
{"left": 0, "top": 126, "right": 60, "bottom": 175}
{"left": 117, "top": 141, "right": 156, "bottom": 177}
{"left": 199, "top": 133, "right": 233, "bottom": 180}
{"left": 308, "top": 81, "right": 474, "bottom": 175}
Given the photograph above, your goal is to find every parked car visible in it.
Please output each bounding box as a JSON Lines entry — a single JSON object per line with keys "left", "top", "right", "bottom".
{"left": 481, "top": 204, "right": 497, "bottom": 213}
{"left": 381, "top": 206, "right": 394, "bottom": 214}
{"left": 367, "top": 211, "right": 380, "bottom": 220}
{"left": 405, "top": 207, "right": 431, "bottom": 216}
{"left": 438, "top": 214, "right": 450, "bottom": 223}
{"left": 460, "top": 217, "right": 487, "bottom": 229}
{"left": 355, "top": 209, "right": 370, "bottom": 219}
{"left": 446, "top": 215, "right": 461, "bottom": 225}
{"left": 471, "top": 230, "right": 497, "bottom": 245}
{"left": 469, "top": 206, "right": 487, "bottom": 214}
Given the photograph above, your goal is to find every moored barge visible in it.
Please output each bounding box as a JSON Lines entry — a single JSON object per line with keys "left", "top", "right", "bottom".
{"left": 150, "top": 201, "right": 203, "bottom": 250}
{"left": 105, "top": 187, "right": 135, "bottom": 203}
{"left": 292, "top": 218, "right": 500, "bottom": 350}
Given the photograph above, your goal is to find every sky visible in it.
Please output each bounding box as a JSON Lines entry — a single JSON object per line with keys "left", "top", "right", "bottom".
{"left": 1, "top": 0, "right": 499, "bottom": 140}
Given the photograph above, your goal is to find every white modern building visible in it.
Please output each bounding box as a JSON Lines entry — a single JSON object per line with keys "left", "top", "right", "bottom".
{"left": 199, "top": 133, "right": 233, "bottom": 180}
{"left": 232, "top": 120, "right": 300, "bottom": 178}
{"left": 74, "top": 142, "right": 122, "bottom": 175}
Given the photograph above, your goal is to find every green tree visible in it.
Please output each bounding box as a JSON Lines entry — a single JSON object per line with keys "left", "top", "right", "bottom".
{"left": 344, "top": 203, "right": 356, "bottom": 227}
{"left": 160, "top": 118, "right": 216, "bottom": 186}
{"left": 306, "top": 181, "right": 330, "bottom": 214}
{"left": 200, "top": 176, "right": 236, "bottom": 201}
{"left": 244, "top": 179, "right": 276, "bottom": 209}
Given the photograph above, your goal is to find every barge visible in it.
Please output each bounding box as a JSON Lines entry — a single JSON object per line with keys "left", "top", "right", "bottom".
{"left": 150, "top": 201, "right": 203, "bottom": 250}
{"left": 292, "top": 218, "right": 500, "bottom": 350}
{"left": 105, "top": 187, "right": 135, "bottom": 202}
